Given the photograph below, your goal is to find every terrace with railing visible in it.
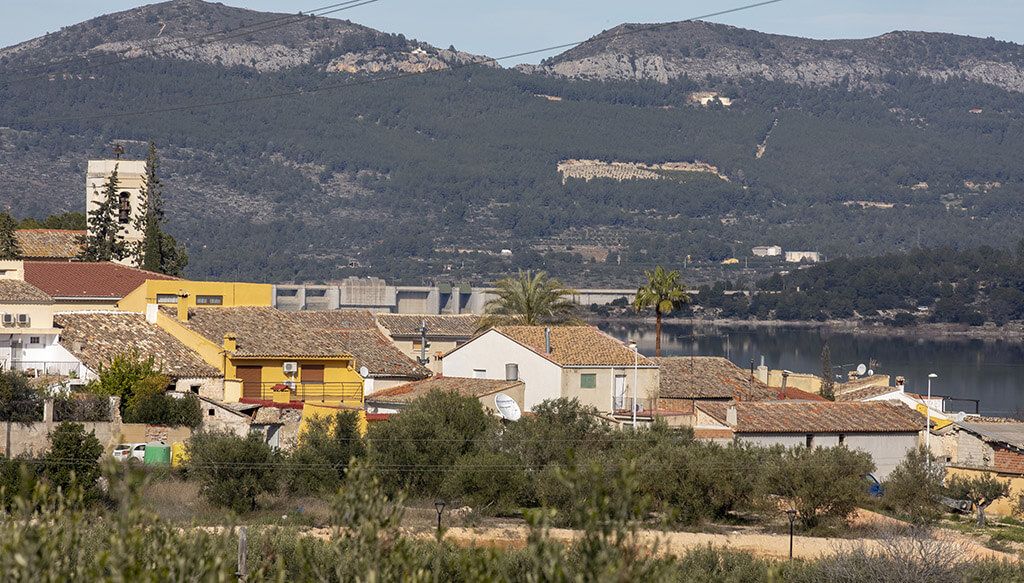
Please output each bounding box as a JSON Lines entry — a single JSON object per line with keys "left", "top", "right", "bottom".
{"left": 8, "top": 360, "right": 89, "bottom": 380}
{"left": 244, "top": 381, "right": 363, "bottom": 404}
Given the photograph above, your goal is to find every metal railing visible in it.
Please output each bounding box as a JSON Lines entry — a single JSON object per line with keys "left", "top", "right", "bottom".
{"left": 612, "top": 396, "right": 656, "bottom": 414}
{"left": 9, "top": 360, "right": 88, "bottom": 379}
{"left": 246, "top": 382, "right": 364, "bottom": 403}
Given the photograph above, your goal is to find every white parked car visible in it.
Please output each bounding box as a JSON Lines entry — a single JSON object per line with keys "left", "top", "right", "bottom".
{"left": 112, "top": 443, "right": 146, "bottom": 462}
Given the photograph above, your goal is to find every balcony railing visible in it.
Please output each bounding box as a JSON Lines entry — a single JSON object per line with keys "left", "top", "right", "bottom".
{"left": 9, "top": 360, "right": 88, "bottom": 379}
{"left": 247, "top": 382, "right": 364, "bottom": 404}
{"left": 611, "top": 396, "right": 656, "bottom": 415}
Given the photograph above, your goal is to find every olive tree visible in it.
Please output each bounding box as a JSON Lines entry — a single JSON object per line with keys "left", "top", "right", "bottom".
{"left": 945, "top": 473, "right": 1010, "bottom": 527}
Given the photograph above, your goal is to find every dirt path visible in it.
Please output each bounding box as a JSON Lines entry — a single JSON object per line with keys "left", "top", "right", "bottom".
{"left": 435, "top": 511, "right": 1014, "bottom": 562}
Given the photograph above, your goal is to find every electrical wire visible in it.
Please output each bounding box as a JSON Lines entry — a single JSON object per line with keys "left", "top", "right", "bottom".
{"left": 2, "top": 0, "right": 785, "bottom": 124}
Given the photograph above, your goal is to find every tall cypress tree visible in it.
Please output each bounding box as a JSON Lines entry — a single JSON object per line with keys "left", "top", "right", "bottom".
{"left": 820, "top": 341, "right": 835, "bottom": 401}
{"left": 0, "top": 212, "right": 22, "bottom": 259}
{"left": 136, "top": 142, "right": 187, "bottom": 276}
{"left": 78, "top": 166, "right": 127, "bottom": 262}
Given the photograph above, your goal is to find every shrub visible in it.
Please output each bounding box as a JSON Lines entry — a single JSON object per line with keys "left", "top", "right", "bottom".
{"left": 763, "top": 445, "right": 875, "bottom": 529}
{"left": 87, "top": 352, "right": 169, "bottom": 415}
{"left": 123, "top": 392, "right": 202, "bottom": 427}
{"left": 367, "top": 391, "right": 493, "bottom": 496}
{"left": 185, "top": 431, "right": 279, "bottom": 513}
{"left": 43, "top": 422, "right": 103, "bottom": 504}
{"left": 945, "top": 473, "right": 1010, "bottom": 526}
{"left": 0, "top": 370, "right": 43, "bottom": 454}
{"left": 882, "top": 447, "right": 945, "bottom": 525}
{"left": 441, "top": 450, "right": 532, "bottom": 515}
{"left": 503, "top": 397, "right": 610, "bottom": 468}
{"left": 52, "top": 393, "right": 111, "bottom": 422}
{"left": 285, "top": 411, "right": 365, "bottom": 495}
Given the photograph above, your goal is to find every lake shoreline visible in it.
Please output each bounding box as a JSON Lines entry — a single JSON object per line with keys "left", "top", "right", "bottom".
{"left": 589, "top": 316, "right": 1024, "bottom": 343}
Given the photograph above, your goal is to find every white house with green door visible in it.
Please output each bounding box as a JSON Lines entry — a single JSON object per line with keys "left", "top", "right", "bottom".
{"left": 441, "top": 325, "right": 660, "bottom": 413}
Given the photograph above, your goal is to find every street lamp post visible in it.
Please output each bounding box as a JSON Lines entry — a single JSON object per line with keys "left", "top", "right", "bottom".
{"left": 629, "top": 340, "right": 638, "bottom": 428}
{"left": 434, "top": 500, "right": 446, "bottom": 534}
{"left": 926, "top": 373, "right": 938, "bottom": 464}
{"left": 786, "top": 509, "right": 797, "bottom": 560}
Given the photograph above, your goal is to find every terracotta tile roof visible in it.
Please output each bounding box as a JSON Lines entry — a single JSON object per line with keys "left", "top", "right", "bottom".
{"left": 377, "top": 314, "right": 481, "bottom": 338}
{"left": 24, "top": 261, "right": 176, "bottom": 299}
{"left": 489, "top": 326, "right": 656, "bottom": 367}
{"left": 288, "top": 310, "right": 377, "bottom": 331}
{"left": 55, "top": 312, "right": 220, "bottom": 379}
{"left": 169, "top": 306, "right": 354, "bottom": 358}
{"left": 368, "top": 376, "right": 524, "bottom": 404}
{"left": 0, "top": 279, "right": 52, "bottom": 303}
{"left": 333, "top": 329, "right": 431, "bottom": 379}
{"left": 169, "top": 306, "right": 429, "bottom": 379}
{"left": 836, "top": 384, "right": 901, "bottom": 402}
{"left": 14, "top": 229, "right": 84, "bottom": 259}
{"left": 734, "top": 401, "right": 924, "bottom": 434}
{"left": 653, "top": 356, "right": 775, "bottom": 400}
{"left": 695, "top": 401, "right": 730, "bottom": 425}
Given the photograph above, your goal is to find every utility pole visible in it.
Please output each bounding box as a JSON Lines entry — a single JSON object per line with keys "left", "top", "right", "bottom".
{"left": 629, "top": 340, "right": 638, "bottom": 428}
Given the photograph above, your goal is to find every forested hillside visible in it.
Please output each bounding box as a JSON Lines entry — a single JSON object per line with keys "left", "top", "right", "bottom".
{"left": 2, "top": 1, "right": 1024, "bottom": 284}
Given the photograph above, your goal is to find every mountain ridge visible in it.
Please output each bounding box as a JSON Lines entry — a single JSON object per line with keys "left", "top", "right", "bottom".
{"left": 523, "top": 20, "right": 1024, "bottom": 92}
{"left": 2, "top": 1, "right": 1024, "bottom": 285}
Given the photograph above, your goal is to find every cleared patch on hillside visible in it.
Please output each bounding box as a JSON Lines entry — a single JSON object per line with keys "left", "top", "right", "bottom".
{"left": 557, "top": 159, "right": 728, "bottom": 184}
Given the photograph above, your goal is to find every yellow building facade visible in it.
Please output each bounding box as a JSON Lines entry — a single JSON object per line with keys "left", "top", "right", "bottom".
{"left": 153, "top": 304, "right": 363, "bottom": 407}
{"left": 118, "top": 279, "right": 273, "bottom": 313}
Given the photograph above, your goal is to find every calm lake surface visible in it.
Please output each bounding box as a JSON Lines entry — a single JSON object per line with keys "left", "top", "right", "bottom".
{"left": 598, "top": 322, "right": 1024, "bottom": 417}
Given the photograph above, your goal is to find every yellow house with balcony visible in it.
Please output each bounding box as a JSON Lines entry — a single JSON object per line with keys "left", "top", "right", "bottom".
{"left": 118, "top": 279, "right": 272, "bottom": 314}
{"left": 154, "top": 302, "right": 363, "bottom": 406}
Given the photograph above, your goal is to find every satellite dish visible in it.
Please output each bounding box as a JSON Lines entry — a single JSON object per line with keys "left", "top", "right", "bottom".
{"left": 867, "top": 369, "right": 874, "bottom": 376}
{"left": 856, "top": 363, "right": 867, "bottom": 376}
{"left": 358, "top": 366, "right": 370, "bottom": 378}
{"left": 494, "top": 393, "right": 521, "bottom": 422}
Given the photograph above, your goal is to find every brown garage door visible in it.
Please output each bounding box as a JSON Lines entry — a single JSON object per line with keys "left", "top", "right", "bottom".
{"left": 236, "top": 366, "right": 263, "bottom": 399}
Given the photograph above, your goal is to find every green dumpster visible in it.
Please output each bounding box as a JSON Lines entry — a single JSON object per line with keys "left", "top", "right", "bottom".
{"left": 143, "top": 443, "right": 171, "bottom": 466}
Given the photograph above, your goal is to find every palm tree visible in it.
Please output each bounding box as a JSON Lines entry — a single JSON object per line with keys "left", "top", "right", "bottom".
{"left": 480, "top": 270, "right": 579, "bottom": 329}
{"left": 633, "top": 266, "right": 689, "bottom": 356}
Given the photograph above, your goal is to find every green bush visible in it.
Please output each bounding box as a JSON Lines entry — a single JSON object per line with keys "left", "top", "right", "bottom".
{"left": 503, "top": 397, "right": 610, "bottom": 468}
{"left": 87, "top": 352, "right": 169, "bottom": 415}
{"left": 882, "top": 447, "right": 945, "bottom": 525}
{"left": 441, "top": 450, "right": 532, "bottom": 515}
{"left": 52, "top": 393, "right": 111, "bottom": 422}
{"left": 763, "top": 445, "right": 875, "bottom": 529}
{"left": 185, "top": 431, "right": 279, "bottom": 513}
{"left": 285, "top": 411, "right": 365, "bottom": 495}
{"left": 367, "top": 390, "right": 494, "bottom": 496}
{"left": 123, "top": 392, "right": 202, "bottom": 427}
{"left": 43, "top": 422, "right": 103, "bottom": 504}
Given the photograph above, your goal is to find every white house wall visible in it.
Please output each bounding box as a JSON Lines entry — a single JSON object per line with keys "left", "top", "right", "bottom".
{"left": 738, "top": 432, "right": 919, "bottom": 479}
{"left": 442, "top": 330, "right": 561, "bottom": 410}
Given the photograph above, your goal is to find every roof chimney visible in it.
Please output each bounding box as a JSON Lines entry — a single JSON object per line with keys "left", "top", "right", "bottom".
{"left": 544, "top": 327, "right": 552, "bottom": 354}
{"left": 779, "top": 370, "right": 790, "bottom": 399}
{"left": 895, "top": 376, "right": 906, "bottom": 392}
{"left": 726, "top": 404, "right": 737, "bottom": 427}
{"left": 223, "top": 333, "right": 237, "bottom": 353}
{"left": 176, "top": 292, "right": 190, "bottom": 322}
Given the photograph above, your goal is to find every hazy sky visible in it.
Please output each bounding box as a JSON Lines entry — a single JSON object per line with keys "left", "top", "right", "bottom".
{"left": 3, "top": 0, "right": 1022, "bottom": 64}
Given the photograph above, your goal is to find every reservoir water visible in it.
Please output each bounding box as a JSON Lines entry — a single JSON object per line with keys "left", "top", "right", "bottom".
{"left": 598, "top": 322, "right": 1024, "bottom": 417}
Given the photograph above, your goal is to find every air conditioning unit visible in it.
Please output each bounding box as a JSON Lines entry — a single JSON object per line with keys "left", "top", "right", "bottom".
{"left": 16, "top": 314, "right": 29, "bottom": 327}
{"left": 282, "top": 361, "right": 298, "bottom": 374}
{"left": 0, "top": 314, "right": 11, "bottom": 327}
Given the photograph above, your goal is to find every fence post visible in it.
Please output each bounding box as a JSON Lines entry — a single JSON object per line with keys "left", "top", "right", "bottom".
{"left": 236, "top": 525, "right": 248, "bottom": 581}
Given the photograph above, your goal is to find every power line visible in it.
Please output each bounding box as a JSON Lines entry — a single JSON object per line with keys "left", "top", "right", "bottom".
{"left": 0, "top": 0, "right": 382, "bottom": 87}
{"left": 4, "top": 0, "right": 785, "bottom": 125}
